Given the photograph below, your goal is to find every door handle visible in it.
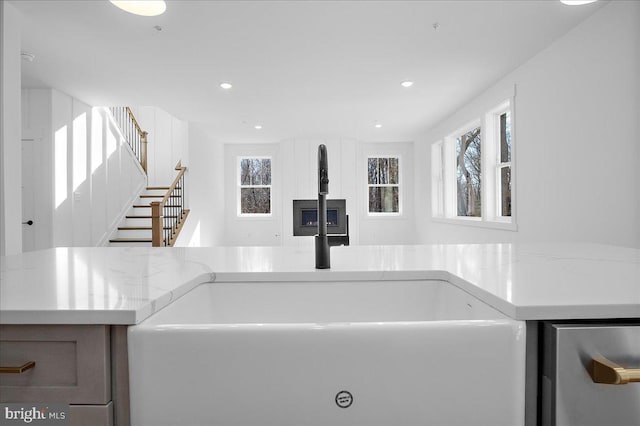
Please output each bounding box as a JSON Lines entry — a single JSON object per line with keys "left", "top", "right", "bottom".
{"left": 22, "top": 220, "right": 33, "bottom": 226}
{"left": 590, "top": 357, "right": 640, "bottom": 385}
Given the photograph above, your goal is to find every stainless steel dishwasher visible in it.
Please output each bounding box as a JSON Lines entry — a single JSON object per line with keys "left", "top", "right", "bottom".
{"left": 541, "top": 322, "right": 640, "bottom": 426}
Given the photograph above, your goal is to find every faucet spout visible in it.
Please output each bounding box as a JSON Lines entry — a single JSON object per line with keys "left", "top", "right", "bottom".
{"left": 318, "top": 144, "right": 329, "bottom": 195}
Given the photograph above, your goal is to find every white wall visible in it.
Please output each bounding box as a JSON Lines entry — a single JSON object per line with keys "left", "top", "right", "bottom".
{"left": 131, "top": 106, "right": 189, "bottom": 187}
{"left": 174, "top": 123, "right": 224, "bottom": 247}
{"left": 418, "top": 1, "right": 640, "bottom": 248}
{"left": 1, "top": 1, "right": 22, "bottom": 255}
{"left": 21, "top": 88, "right": 147, "bottom": 248}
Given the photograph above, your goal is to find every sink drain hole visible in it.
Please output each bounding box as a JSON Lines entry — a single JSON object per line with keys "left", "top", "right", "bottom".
{"left": 335, "top": 390, "right": 353, "bottom": 408}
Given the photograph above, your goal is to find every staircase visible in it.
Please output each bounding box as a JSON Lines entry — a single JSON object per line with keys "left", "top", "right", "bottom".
{"left": 106, "top": 106, "right": 189, "bottom": 247}
{"left": 109, "top": 187, "right": 169, "bottom": 246}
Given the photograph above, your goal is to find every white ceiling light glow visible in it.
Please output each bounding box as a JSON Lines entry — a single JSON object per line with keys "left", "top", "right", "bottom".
{"left": 254, "top": 125, "right": 263, "bottom": 130}
{"left": 560, "top": 0, "right": 598, "bottom": 5}
{"left": 110, "top": 1, "right": 167, "bottom": 17}
{"left": 401, "top": 81, "right": 414, "bottom": 88}
{"left": 375, "top": 123, "right": 382, "bottom": 128}
{"left": 219, "top": 82, "right": 233, "bottom": 90}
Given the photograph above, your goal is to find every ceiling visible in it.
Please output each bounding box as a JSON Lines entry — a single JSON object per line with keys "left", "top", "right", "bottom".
{"left": 14, "top": 0, "right": 604, "bottom": 143}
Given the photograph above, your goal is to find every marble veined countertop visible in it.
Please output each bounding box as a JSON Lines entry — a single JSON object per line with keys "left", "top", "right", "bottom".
{"left": 1, "top": 243, "right": 638, "bottom": 324}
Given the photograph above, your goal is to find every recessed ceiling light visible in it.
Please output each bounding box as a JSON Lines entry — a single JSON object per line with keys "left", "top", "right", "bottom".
{"left": 375, "top": 123, "right": 382, "bottom": 129}
{"left": 560, "top": 0, "right": 597, "bottom": 5}
{"left": 219, "top": 82, "right": 233, "bottom": 90}
{"left": 401, "top": 81, "right": 414, "bottom": 88}
{"left": 254, "top": 125, "right": 263, "bottom": 130}
{"left": 110, "top": 1, "right": 166, "bottom": 16}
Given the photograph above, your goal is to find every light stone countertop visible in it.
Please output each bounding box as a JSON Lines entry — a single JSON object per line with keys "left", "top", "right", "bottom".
{"left": 1, "top": 243, "right": 639, "bottom": 324}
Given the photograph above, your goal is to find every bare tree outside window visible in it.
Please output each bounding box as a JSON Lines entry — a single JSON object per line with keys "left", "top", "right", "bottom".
{"left": 499, "top": 112, "right": 512, "bottom": 217}
{"left": 239, "top": 158, "right": 271, "bottom": 214}
{"left": 456, "top": 127, "right": 481, "bottom": 217}
{"left": 368, "top": 157, "right": 399, "bottom": 213}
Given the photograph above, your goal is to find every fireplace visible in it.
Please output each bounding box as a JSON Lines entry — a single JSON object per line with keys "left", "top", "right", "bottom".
{"left": 292, "top": 199, "right": 347, "bottom": 236}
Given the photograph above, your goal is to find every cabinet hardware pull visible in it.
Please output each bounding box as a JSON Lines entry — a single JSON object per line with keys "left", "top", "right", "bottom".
{"left": 590, "top": 357, "right": 640, "bottom": 385}
{"left": 0, "top": 361, "right": 36, "bottom": 374}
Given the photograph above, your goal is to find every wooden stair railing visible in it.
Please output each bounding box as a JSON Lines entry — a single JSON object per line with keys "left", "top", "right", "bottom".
{"left": 108, "top": 106, "right": 148, "bottom": 174}
{"left": 151, "top": 166, "right": 189, "bottom": 247}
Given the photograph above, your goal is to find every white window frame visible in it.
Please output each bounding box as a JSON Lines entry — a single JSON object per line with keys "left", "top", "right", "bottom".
{"left": 431, "top": 141, "right": 444, "bottom": 218}
{"left": 431, "top": 98, "right": 516, "bottom": 231}
{"left": 237, "top": 156, "right": 272, "bottom": 217}
{"left": 366, "top": 155, "right": 402, "bottom": 217}
{"left": 485, "top": 101, "right": 515, "bottom": 224}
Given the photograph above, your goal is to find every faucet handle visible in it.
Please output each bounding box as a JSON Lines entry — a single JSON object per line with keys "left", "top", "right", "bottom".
{"left": 319, "top": 169, "right": 329, "bottom": 193}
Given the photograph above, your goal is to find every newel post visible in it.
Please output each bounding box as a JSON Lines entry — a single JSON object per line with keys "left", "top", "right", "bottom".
{"left": 151, "top": 201, "right": 163, "bottom": 247}
{"left": 141, "top": 131, "right": 148, "bottom": 175}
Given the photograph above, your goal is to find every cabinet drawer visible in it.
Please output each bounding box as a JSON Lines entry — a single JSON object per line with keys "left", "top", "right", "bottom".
{"left": 542, "top": 322, "right": 640, "bottom": 426}
{"left": 0, "top": 325, "right": 110, "bottom": 404}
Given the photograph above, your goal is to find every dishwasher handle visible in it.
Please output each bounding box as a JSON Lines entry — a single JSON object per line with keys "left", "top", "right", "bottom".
{"left": 590, "top": 357, "right": 640, "bottom": 385}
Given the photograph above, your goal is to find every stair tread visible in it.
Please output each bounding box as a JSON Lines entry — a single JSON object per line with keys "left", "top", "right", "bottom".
{"left": 126, "top": 215, "right": 179, "bottom": 219}
{"left": 118, "top": 226, "right": 171, "bottom": 230}
{"left": 140, "top": 194, "right": 181, "bottom": 198}
{"left": 109, "top": 238, "right": 152, "bottom": 243}
{"left": 133, "top": 205, "right": 151, "bottom": 208}
{"left": 146, "top": 186, "right": 170, "bottom": 190}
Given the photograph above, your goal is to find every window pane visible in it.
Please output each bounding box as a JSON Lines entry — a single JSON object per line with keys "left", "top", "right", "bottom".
{"left": 456, "top": 127, "right": 482, "bottom": 217}
{"left": 368, "top": 157, "right": 399, "bottom": 185}
{"left": 500, "top": 166, "right": 511, "bottom": 217}
{"left": 388, "top": 158, "right": 399, "bottom": 184}
{"left": 261, "top": 158, "right": 271, "bottom": 185}
{"left": 368, "top": 158, "right": 380, "bottom": 184}
{"left": 241, "top": 188, "right": 271, "bottom": 214}
{"left": 500, "top": 112, "right": 511, "bottom": 163}
{"left": 240, "top": 158, "right": 271, "bottom": 186}
{"left": 240, "top": 159, "right": 251, "bottom": 185}
{"left": 368, "top": 187, "right": 399, "bottom": 213}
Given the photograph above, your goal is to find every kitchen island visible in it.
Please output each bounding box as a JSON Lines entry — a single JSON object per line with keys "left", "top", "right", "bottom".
{"left": 1, "top": 243, "right": 639, "bottom": 425}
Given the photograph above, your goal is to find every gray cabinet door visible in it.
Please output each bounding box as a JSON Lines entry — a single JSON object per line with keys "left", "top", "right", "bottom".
{"left": 542, "top": 323, "right": 640, "bottom": 426}
{"left": 0, "top": 325, "right": 110, "bottom": 404}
